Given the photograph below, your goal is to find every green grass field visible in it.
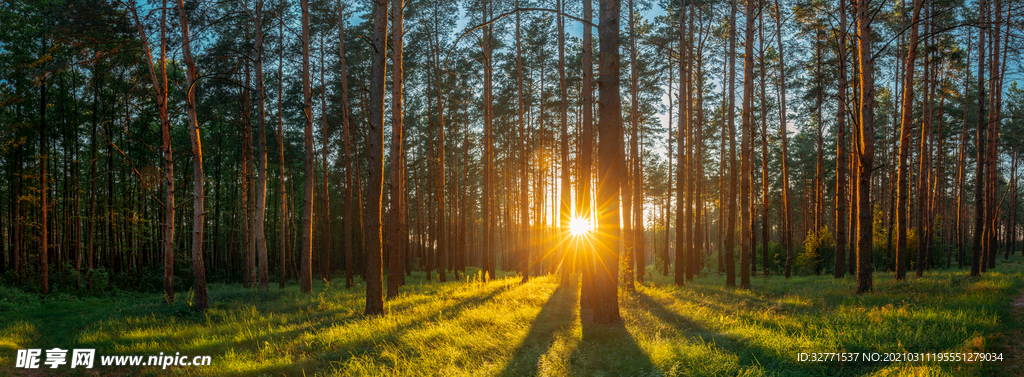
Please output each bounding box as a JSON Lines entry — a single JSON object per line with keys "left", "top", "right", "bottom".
{"left": 2, "top": 257, "right": 1023, "bottom": 376}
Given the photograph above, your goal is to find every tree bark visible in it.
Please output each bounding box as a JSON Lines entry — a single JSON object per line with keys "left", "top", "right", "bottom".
{"left": 591, "top": 0, "right": 623, "bottom": 324}
{"left": 855, "top": 0, "right": 875, "bottom": 294}
{"left": 128, "top": 0, "right": 175, "bottom": 300}
{"left": 971, "top": 0, "right": 986, "bottom": 277}
{"left": 337, "top": 1, "right": 355, "bottom": 290}
{"left": 740, "top": 0, "right": 755, "bottom": 290}
{"left": 387, "top": 0, "right": 405, "bottom": 299}
{"left": 254, "top": 0, "right": 269, "bottom": 291}
{"left": 177, "top": 0, "right": 208, "bottom": 309}
{"left": 674, "top": 0, "right": 687, "bottom": 287}
{"left": 482, "top": 0, "right": 495, "bottom": 281}
{"left": 834, "top": 0, "right": 849, "bottom": 279}
{"left": 517, "top": 0, "right": 531, "bottom": 284}
{"left": 364, "top": 0, "right": 388, "bottom": 315}
{"left": 299, "top": 0, "right": 314, "bottom": 293}
{"left": 725, "top": 0, "right": 738, "bottom": 287}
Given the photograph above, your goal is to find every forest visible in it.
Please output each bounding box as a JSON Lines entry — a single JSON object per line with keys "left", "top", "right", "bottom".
{"left": 2, "top": 0, "right": 1024, "bottom": 375}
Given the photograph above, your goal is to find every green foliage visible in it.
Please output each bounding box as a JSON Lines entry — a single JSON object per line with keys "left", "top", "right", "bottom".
{"left": 0, "top": 285, "right": 41, "bottom": 312}
{"left": 799, "top": 227, "right": 834, "bottom": 275}
{"left": 52, "top": 263, "right": 82, "bottom": 294}
{"left": 85, "top": 267, "right": 111, "bottom": 297}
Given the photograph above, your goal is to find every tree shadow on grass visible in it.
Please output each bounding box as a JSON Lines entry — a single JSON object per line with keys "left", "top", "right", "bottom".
{"left": 633, "top": 289, "right": 829, "bottom": 375}
{"left": 499, "top": 281, "right": 578, "bottom": 377}
{"left": 568, "top": 305, "right": 657, "bottom": 376}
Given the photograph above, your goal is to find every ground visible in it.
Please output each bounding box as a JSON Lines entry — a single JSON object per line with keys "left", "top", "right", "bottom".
{"left": 1, "top": 257, "right": 1023, "bottom": 377}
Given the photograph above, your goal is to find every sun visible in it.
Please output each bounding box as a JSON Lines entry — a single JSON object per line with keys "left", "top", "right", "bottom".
{"left": 568, "top": 216, "right": 593, "bottom": 237}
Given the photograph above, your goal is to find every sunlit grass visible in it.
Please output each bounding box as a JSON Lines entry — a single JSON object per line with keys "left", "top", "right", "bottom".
{"left": 1, "top": 257, "right": 1022, "bottom": 376}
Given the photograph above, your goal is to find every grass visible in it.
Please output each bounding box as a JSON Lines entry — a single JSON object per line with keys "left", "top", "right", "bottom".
{"left": 1, "top": 256, "right": 1022, "bottom": 377}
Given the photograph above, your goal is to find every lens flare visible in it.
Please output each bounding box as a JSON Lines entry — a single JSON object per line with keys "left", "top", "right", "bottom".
{"left": 568, "top": 216, "right": 592, "bottom": 236}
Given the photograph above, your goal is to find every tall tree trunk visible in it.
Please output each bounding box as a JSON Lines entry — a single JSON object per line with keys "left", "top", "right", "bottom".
{"left": 243, "top": 63, "right": 254, "bottom": 287}
{"left": 834, "top": 0, "right": 848, "bottom": 279}
{"left": 630, "top": 0, "right": 643, "bottom": 285}
{"left": 299, "top": 0, "right": 314, "bottom": 293}
{"left": 591, "top": 0, "right": 623, "bottom": 324}
{"left": 278, "top": 1, "right": 289, "bottom": 289}
{"left": 665, "top": 55, "right": 673, "bottom": 278}
{"left": 254, "top": 0, "right": 269, "bottom": 291}
{"left": 579, "top": 0, "right": 596, "bottom": 308}
{"left": 970, "top": 0, "right": 986, "bottom": 277}
{"left": 387, "top": 0, "right": 405, "bottom": 299}
{"left": 725, "top": 0, "right": 738, "bottom": 287}
{"left": 955, "top": 29, "right": 970, "bottom": 269}
{"left": 482, "top": 0, "right": 495, "bottom": 281}
{"left": 558, "top": 0, "right": 572, "bottom": 286}
{"left": 894, "top": 0, "right": 923, "bottom": 281}
{"left": 177, "top": 0, "right": 208, "bottom": 309}
{"left": 337, "top": 1, "right": 355, "bottom": 290}
{"left": 39, "top": 58, "right": 49, "bottom": 295}
{"left": 916, "top": 7, "right": 932, "bottom": 277}
{"left": 429, "top": 11, "right": 447, "bottom": 283}
{"left": 855, "top": 0, "right": 875, "bottom": 294}
{"left": 623, "top": 0, "right": 639, "bottom": 291}
{"left": 718, "top": 50, "right": 726, "bottom": 275}
{"left": 129, "top": 0, "right": 175, "bottom": 300}
{"left": 674, "top": 0, "right": 687, "bottom": 287}
{"left": 740, "top": 0, "right": 755, "bottom": 290}
{"left": 758, "top": 7, "right": 769, "bottom": 277}
{"left": 517, "top": 0, "right": 531, "bottom": 284}
{"left": 363, "top": 0, "right": 387, "bottom": 315}
{"left": 685, "top": 3, "right": 697, "bottom": 281}
{"left": 985, "top": 0, "right": 1002, "bottom": 270}
{"left": 318, "top": 35, "right": 332, "bottom": 283}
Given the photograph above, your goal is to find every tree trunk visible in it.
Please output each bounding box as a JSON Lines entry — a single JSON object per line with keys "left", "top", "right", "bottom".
{"left": 337, "top": 1, "right": 355, "bottom": 290}
{"left": 630, "top": 0, "right": 644, "bottom": 285}
{"left": 834, "top": 0, "right": 848, "bottom": 279}
{"left": 279, "top": 2, "right": 288, "bottom": 289}
{"left": 177, "top": 0, "right": 208, "bottom": 310}
{"left": 299, "top": 0, "right": 315, "bottom": 293}
{"left": 917, "top": 7, "right": 933, "bottom": 277}
{"left": 758, "top": 7, "right": 769, "bottom": 277}
{"left": 740, "top": 0, "right": 755, "bottom": 290}
{"left": 39, "top": 59, "right": 49, "bottom": 295}
{"left": 623, "top": 0, "right": 639, "bottom": 291}
{"left": 579, "top": 0, "right": 596, "bottom": 308}
{"left": 317, "top": 35, "right": 332, "bottom": 283}
{"left": 517, "top": 0, "right": 531, "bottom": 284}
{"left": 894, "top": 0, "right": 923, "bottom": 281}
{"left": 855, "top": 0, "right": 875, "bottom": 294}
{"left": 429, "top": 11, "right": 447, "bottom": 283}
{"left": 591, "top": 0, "right": 623, "bottom": 324}
{"left": 674, "top": 0, "right": 687, "bottom": 287}
{"left": 985, "top": 0, "right": 1002, "bottom": 271}
{"left": 725, "top": 0, "right": 738, "bottom": 287}
{"left": 363, "top": 0, "right": 387, "bottom": 315}
{"left": 129, "top": 0, "right": 175, "bottom": 300}
{"left": 665, "top": 55, "right": 673, "bottom": 278}
{"left": 970, "top": 0, "right": 986, "bottom": 277}
{"left": 387, "top": 0, "right": 405, "bottom": 299}
{"left": 482, "top": 0, "right": 495, "bottom": 281}
{"left": 254, "top": 0, "right": 269, "bottom": 290}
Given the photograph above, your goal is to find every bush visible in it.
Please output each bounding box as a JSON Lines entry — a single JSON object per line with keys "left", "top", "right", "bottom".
{"left": 86, "top": 267, "right": 111, "bottom": 296}
{"left": 799, "top": 227, "right": 834, "bottom": 276}
{"left": 0, "top": 285, "right": 41, "bottom": 312}
{"left": 53, "top": 263, "right": 84, "bottom": 294}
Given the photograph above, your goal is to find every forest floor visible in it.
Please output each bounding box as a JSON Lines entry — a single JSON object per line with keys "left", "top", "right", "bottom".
{"left": 2, "top": 256, "right": 1024, "bottom": 377}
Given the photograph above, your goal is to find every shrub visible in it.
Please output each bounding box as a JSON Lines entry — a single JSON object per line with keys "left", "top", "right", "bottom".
{"left": 0, "top": 285, "right": 41, "bottom": 312}
{"left": 799, "top": 227, "right": 834, "bottom": 276}
{"left": 86, "top": 267, "right": 111, "bottom": 296}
